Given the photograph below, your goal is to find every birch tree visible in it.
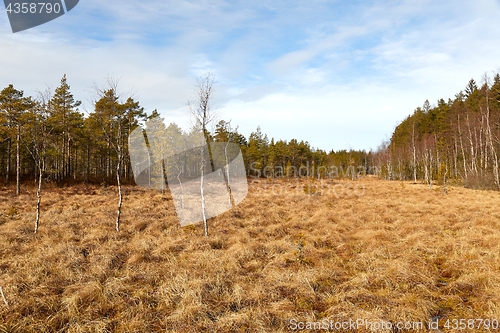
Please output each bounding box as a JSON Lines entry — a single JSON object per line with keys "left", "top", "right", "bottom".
{"left": 90, "top": 78, "right": 144, "bottom": 231}
{"left": 214, "top": 119, "right": 237, "bottom": 206}
{"left": 24, "top": 91, "right": 52, "bottom": 233}
{"left": 188, "top": 71, "right": 218, "bottom": 236}
{"left": 412, "top": 121, "right": 417, "bottom": 183}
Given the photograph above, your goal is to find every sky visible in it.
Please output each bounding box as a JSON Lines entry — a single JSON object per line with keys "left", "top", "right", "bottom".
{"left": 1, "top": 0, "right": 500, "bottom": 152}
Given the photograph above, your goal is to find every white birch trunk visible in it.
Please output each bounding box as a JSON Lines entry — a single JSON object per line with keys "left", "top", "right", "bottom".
{"left": 224, "top": 141, "right": 235, "bottom": 208}
{"left": 34, "top": 161, "right": 43, "bottom": 234}
{"left": 458, "top": 114, "right": 468, "bottom": 178}
{"left": 412, "top": 122, "right": 417, "bottom": 183}
{"left": 200, "top": 148, "right": 208, "bottom": 236}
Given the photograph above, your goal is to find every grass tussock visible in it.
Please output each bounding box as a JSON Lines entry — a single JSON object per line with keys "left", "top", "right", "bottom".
{"left": 0, "top": 178, "right": 500, "bottom": 332}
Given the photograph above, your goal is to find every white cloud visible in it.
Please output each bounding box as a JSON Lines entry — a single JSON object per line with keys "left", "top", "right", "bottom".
{"left": 220, "top": 83, "right": 428, "bottom": 151}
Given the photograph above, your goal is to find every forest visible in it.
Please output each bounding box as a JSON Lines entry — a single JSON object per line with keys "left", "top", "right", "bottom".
{"left": 1, "top": 71, "right": 500, "bottom": 192}
{"left": 0, "top": 74, "right": 373, "bottom": 192}
{"left": 380, "top": 72, "right": 500, "bottom": 190}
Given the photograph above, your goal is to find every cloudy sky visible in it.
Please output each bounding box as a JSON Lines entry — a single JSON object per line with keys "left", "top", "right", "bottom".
{"left": 1, "top": 0, "right": 500, "bottom": 151}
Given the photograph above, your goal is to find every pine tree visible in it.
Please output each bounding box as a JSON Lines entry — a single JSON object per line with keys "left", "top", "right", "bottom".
{"left": 23, "top": 92, "right": 52, "bottom": 233}
{"left": 464, "top": 78, "right": 478, "bottom": 98}
{"left": 48, "top": 74, "right": 83, "bottom": 183}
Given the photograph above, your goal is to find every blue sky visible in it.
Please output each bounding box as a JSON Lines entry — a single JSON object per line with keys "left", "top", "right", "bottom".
{"left": 1, "top": 0, "right": 500, "bottom": 151}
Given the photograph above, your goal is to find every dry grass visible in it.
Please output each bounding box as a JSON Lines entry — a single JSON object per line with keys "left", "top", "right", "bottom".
{"left": 1, "top": 177, "right": 500, "bottom": 332}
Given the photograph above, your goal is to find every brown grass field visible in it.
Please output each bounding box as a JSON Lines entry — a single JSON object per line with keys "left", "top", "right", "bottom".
{"left": 1, "top": 177, "right": 500, "bottom": 332}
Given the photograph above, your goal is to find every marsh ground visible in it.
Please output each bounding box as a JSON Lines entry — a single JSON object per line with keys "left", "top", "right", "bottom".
{"left": 1, "top": 177, "right": 500, "bottom": 332}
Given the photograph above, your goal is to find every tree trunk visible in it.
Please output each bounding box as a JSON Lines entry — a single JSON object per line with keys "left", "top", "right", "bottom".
{"left": 86, "top": 144, "right": 90, "bottom": 183}
{"left": 200, "top": 146, "right": 208, "bottom": 236}
{"left": 34, "top": 161, "right": 43, "bottom": 234}
{"left": 387, "top": 157, "right": 392, "bottom": 180}
{"left": 177, "top": 168, "right": 184, "bottom": 209}
{"left": 74, "top": 145, "right": 77, "bottom": 180}
{"left": 429, "top": 150, "right": 433, "bottom": 190}
{"left": 115, "top": 115, "right": 124, "bottom": 232}
{"left": 107, "top": 138, "right": 111, "bottom": 182}
{"left": 453, "top": 136, "right": 458, "bottom": 178}
{"left": 115, "top": 156, "right": 122, "bottom": 232}
{"left": 412, "top": 122, "right": 417, "bottom": 183}
{"left": 16, "top": 124, "right": 20, "bottom": 195}
{"left": 161, "top": 159, "right": 168, "bottom": 194}
{"left": 479, "top": 114, "right": 484, "bottom": 173}
{"left": 62, "top": 133, "right": 66, "bottom": 180}
{"left": 442, "top": 168, "right": 448, "bottom": 194}
{"left": 6, "top": 138, "right": 11, "bottom": 184}
{"left": 224, "top": 141, "right": 236, "bottom": 207}
{"left": 67, "top": 136, "right": 72, "bottom": 180}
{"left": 458, "top": 114, "right": 468, "bottom": 179}
{"left": 466, "top": 114, "right": 477, "bottom": 174}
{"left": 423, "top": 151, "right": 429, "bottom": 185}
{"left": 485, "top": 98, "right": 500, "bottom": 189}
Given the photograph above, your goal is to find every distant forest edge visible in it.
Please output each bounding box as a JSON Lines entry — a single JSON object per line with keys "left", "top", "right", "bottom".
{"left": 0, "top": 74, "right": 373, "bottom": 189}
{"left": 1, "top": 71, "right": 500, "bottom": 191}
{"left": 384, "top": 72, "right": 500, "bottom": 190}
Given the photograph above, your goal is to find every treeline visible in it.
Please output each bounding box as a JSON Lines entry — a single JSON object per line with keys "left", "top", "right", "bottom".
{"left": 376, "top": 72, "right": 500, "bottom": 190}
{"left": 0, "top": 75, "right": 373, "bottom": 191}
{"left": 0, "top": 75, "right": 148, "bottom": 194}
{"left": 234, "top": 124, "right": 375, "bottom": 179}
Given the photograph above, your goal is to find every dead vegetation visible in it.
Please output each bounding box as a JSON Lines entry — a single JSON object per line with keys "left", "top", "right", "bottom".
{"left": 1, "top": 178, "right": 500, "bottom": 332}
